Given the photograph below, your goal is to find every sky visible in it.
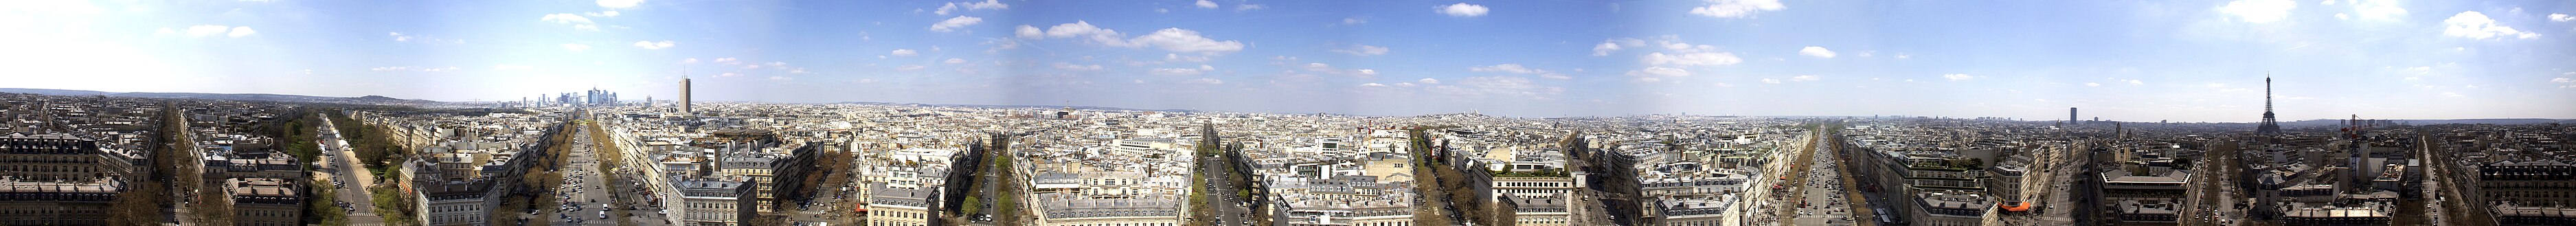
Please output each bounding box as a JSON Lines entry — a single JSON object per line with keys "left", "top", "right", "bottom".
{"left": 3, "top": 0, "right": 2573, "bottom": 122}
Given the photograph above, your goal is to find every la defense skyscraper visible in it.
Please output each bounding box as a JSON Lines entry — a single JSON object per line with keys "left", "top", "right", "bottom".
{"left": 2256, "top": 75, "right": 2283, "bottom": 134}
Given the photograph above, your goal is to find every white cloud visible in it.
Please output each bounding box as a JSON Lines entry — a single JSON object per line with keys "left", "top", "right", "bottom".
{"left": 541, "top": 14, "right": 599, "bottom": 31}
{"left": 944, "top": 58, "right": 967, "bottom": 64}
{"left": 1236, "top": 4, "right": 1265, "bottom": 11}
{"left": 1942, "top": 74, "right": 1976, "bottom": 81}
{"left": 1128, "top": 28, "right": 1245, "bottom": 55}
{"left": 1015, "top": 25, "right": 1043, "bottom": 38}
{"left": 1590, "top": 38, "right": 1644, "bottom": 56}
{"left": 1359, "top": 83, "right": 1388, "bottom": 87}
{"left": 541, "top": 14, "right": 593, "bottom": 24}
{"left": 1789, "top": 75, "right": 1819, "bottom": 82}
{"left": 930, "top": 16, "right": 984, "bottom": 32}
{"left": 1149, "top": 67, "right": 1205, "bottom": 76}
{"left": 716, "top": 72, "right": 743, "bottom": 78}
{"left": 494, "top": 65, "right": 534, "bottom": 70}
{"left": 962, "top": 0, "right": 1008, "bottom": 10}
{"left": 587, "top": 11, "right": 620, "bottom": 17}
{"left": 1052, "top": 63, "right": 1104, "bottom": 71}
{"left": 1626, "top": 67, "right": 1691, "bottom": 79}
{"left": 1797, "top": 46, "right": 1835, "bottom": 58}
{"left": 1760, "top": 78, "right": 1781, "bottom": 84}
{"left": 1691, "top": 0, "right": 1784, "bottom": 18}
{"left": 2126, "top": 79, "right": 2144, "bottom": 84}
{"left": 1895, "top": 54, "right": 1912, "bottom": 59}
{"left": 1710, "top": 82, "right": 1734, "bottom": 87}
{"left": 1332, "top": 45, "right": 1390, "bottom": 56}
{"left": 2085, "top": 82, "right": 2102, "bottom": 87}
{"left": 1196, "top": 0, "right": 1218, "bottom": 9}
{"left": 561, "top": 43, "right": 591, "bottom": 52}
{"left": 2443, "top": 11, "right": 2538, "bottom": 39}
{"left": 2554, "top": 78, "right": 2573, "bottom": 83}
{"left": 632, "top": 41, "right": 675, "bottom": 49}
{"left": 895, "top": 65, "right": 926, "bottom": 71}
{"left": 1438, "top": 3, "right": 1489, "bottom": 17}
{"left": 936, "top": 3, "right": 958, "bottom": 15}
{"left": 2219, "top": 0, "right": 2296, "bottom": 23}
{"left": 1298, "top": 63, "right": 1377, "bottom": 78}
{"left": 1472, "top": 63, "right": 1574, "bottom": 79}
{"left": 389, "top": 32, "right": 412, "bottom": 41}
{"left": 2349, "top": 0, "right": 2406, "bottom": 20}
{"left": 598, "top": 0, "right": 642, "bottom": 8}
{"left": 769, "top": 76, "right": 793, "bottom": 81}
{"left": 1021, "top": 21, "right": 1244, "bottom": 56}
{"left": 714, "top": 58, "right": 738, "bottom": 64}
{"left": 1427, "top": 76, "right": 1561, "bottom": 99}
{"left": 1184, "top": 78, "right": 1224, "bottom": 84}
{"left": 1165, "top": 54, "right": 1213, "bottom": 63}
{"left": 226, "top": 27, "right": 256, "bottom": 37}
{"left": 1418, "top": 78, "right": 1441, "bottom": 84}
{"left": 1470, "top": 64, "right": 1538, "bottom": 74}
{"left": 1343, "top": 17, "right": 1368, "bottom": 25}
{"left": 1645, "top": 52, "right": 1743, "bottom": 66}
{"left": 2553, "top": 14, "right": 2573, "bottom": 22}
{"left": 2336, "top": 13, "right": 2351, "bottom": 20}
{"left": 372, "top": 66, "right": 461, "bottom": 73}
{"left": 890, "top": 49, "right": 919, "bottom": 56}
{"left": 185, "top": 25, "right": 231, "bottom": 37}
{"left": 1639, "top": 39, "right": 1743, "bottom": 66}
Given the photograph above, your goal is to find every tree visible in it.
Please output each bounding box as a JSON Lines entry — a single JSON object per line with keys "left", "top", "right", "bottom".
{"left": 105, "top": 182, "right": 165, "bottom": 225}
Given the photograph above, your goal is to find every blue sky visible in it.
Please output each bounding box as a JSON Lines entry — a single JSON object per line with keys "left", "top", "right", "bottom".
{"left": 4, "top": 0, "right": 2573, "bottom": 122}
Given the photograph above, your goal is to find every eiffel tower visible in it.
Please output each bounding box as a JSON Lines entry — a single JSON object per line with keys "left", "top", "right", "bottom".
{"left": 2256, "top": 74, "right": 2283, "bottom": 135}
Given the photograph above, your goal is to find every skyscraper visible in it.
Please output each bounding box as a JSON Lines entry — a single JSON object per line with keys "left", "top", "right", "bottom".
{"left": 680, "top": 78, "right": 692, "bottom": 115}
{"left": 2069, "top": 107, "right": 2079, "bottom": 125}
{"left": 2256, "top": 74, "right": 2282, "bottom": 135}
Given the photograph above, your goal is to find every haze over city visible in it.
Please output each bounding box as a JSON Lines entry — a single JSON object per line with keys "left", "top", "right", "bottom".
{"left": 6, "top": 0, "right": 2575, "bottom": 121}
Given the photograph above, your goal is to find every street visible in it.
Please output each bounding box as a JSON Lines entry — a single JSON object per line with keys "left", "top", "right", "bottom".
{"left": 315, "top": 113, "right": 388, "bottom": 225}
{"left": 536, "top": 122, "right": 662, "bottom": 226}
{"left": 1201, "top": 154, "right": 1248, "bottom": 226}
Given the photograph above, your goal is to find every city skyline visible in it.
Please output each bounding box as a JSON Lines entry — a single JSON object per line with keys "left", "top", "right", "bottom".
{"left": 6, "top": 0, "right": 2575, "bottom": 122}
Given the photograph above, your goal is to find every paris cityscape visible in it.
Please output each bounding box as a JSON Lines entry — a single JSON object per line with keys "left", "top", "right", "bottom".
{"left": 5, "top": 0, "right": 2575, "bottom": 226}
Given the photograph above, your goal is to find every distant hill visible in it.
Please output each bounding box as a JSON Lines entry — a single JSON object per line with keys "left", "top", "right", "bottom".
{"left": 0, "top": 88, "right": 439, "bottom": 105}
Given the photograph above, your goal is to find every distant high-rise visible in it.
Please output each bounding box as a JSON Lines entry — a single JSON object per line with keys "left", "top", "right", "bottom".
{"left": 2257, "top": 75, "right": 2282, "bottom": 135}
{"left": 2070, "top": 107, "right": 2079, "bottom": 125}
{"left": 679, "top": 78, "right": 692, "bottom": 115}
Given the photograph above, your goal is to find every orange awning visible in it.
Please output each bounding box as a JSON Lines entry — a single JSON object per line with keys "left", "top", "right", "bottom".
{"left": 2000, "top": 201, "right": 2033, "bottom": 212}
